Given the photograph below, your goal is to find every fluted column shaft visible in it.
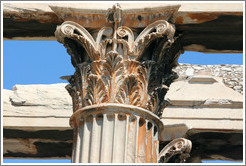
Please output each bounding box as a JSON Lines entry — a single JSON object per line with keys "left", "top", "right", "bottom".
{"left": 70, "top": 104, "right": 163, "bottom": 163}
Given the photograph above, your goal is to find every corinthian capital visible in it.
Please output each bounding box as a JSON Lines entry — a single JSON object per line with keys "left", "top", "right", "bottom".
{"left": 55, "top": 4, "right": 183, "bottom": 118}
{"left": 53, "top": 4, "right": 192, "bottom": 163}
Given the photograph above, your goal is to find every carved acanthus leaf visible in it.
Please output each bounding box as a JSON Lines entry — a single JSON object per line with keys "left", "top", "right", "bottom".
{"left": 64, "top": 84, "right": 76, "bottom": 112}
{"left": 91, "top": 61, "right": 102, "bottom": 76}
{"left": 77, "top": 62, "right": 90, "bottom": 107}
{"left": 146, "top": 90, "right": 157, "bottom": 113}
{"left": 147, "top": 86, "right": 169, "bottom": 116}
{"left": 138, "top": 61, "right": 155, "bottom": 107}
{"left": 152, "top": 38, "right": 170, "bottom": 63}
{"left": 124, "top": 60, "right": 140, "bottom": 76}
{"left": 103, "top": 51, "right": 124, "bottom": 102}
{"left": 73, "top": 70, "right": 83, "bottom": 109}
{"left": 115, "top": 74, "right": 140, "bottom": 106}
{"left": 84, "top": 74, "right": 107, "bottom": 106}
{"left": 62, "top": 76, "right": 80, "bottom": 112}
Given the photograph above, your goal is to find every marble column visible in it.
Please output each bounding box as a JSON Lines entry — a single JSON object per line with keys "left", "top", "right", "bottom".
{"left": 55, "top": 4, "right": 191, "bottom": 163}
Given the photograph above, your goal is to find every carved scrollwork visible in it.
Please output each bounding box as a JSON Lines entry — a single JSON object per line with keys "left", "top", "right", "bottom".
{"left": 55, "top": 21, "right": 100, "bottom": 61}
{"left": 55, "top": 5, "right": 183, "bottom": 117}
{"left": 134, "top": 20, "right": 175, "bottom": 60}
{"left": 158, "top": 138, "right": 192, "bottom": 163}
{"left": 117, "top": 26, "right": 134, "bottom": 46}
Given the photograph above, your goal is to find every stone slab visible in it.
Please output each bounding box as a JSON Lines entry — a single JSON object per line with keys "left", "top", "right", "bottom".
{"left": 3, "top": 2, "right": 243, "bottom": 53}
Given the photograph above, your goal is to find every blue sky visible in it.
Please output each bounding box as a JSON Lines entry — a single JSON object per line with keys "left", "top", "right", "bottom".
{"left": 3, "top": 41, "right": 243, "bottom": 90}
{"left": 2, "top": 41, "right": 244, "bottom": 163}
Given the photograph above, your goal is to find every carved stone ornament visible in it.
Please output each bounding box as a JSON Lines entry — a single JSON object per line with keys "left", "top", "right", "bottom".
{"left": 54, "top": 4, "right": 191, "bottom": 163}
{"left": 55, "top": 4, "right": 183, "bottom": 117}
{"left": 158, "top": 138, "right": 192, "bottom": 163}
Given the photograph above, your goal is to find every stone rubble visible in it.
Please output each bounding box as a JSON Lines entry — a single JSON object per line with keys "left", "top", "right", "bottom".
{"left": 174, "top": 63, "right": 243, "bottom": 94}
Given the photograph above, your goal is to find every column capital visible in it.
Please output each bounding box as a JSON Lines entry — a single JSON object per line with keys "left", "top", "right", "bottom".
{"left": 55, "top": 4, "right": 183, "bottom": 117}
{"left": 55, "top": 4, "right": 190, "bottom": 163}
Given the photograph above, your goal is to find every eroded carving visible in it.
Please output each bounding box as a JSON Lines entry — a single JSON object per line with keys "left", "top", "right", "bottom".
{"left": 55, "top": 4, "right": 183, "bottom": 116}
{"left": 158, "top": 138, "right": 192, "bottom": 163}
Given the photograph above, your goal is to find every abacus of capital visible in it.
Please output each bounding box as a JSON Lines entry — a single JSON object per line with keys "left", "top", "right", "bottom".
{"left": 55, "top": 4, "right": 191, "bottom": 163}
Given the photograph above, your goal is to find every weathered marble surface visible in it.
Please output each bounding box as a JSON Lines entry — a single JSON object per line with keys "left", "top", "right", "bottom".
{"left": 174, "top": 64, "right": 243, "bottom": 94}
{"left": 3, "top": 83, "right": 72, "bottom": 117}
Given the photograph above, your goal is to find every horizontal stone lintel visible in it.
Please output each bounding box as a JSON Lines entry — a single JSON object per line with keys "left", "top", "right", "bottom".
{"left": 3, "top": 3, "right": 243, "bottom": 53}
{"left": 168, "top": 100, "right": 243, "bottom": 108}
{"left": 3, "top": 113, "right": 243, "bottom": 139}
{"left": 3, "top": 126, "right": 243, "bottom": 161}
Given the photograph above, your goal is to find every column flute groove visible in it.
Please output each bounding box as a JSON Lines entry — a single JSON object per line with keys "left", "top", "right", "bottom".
{"left": 124, "top": 115, "right": 129, "bottom": 162}
{"left": 112, "top": 113, "right": 118, "bottom": 162}
{"left": 135, "top": 116, "right": 140, "bottom": 163}
{"left": 79, "top": 120, "right": 85, "bottom": 163}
